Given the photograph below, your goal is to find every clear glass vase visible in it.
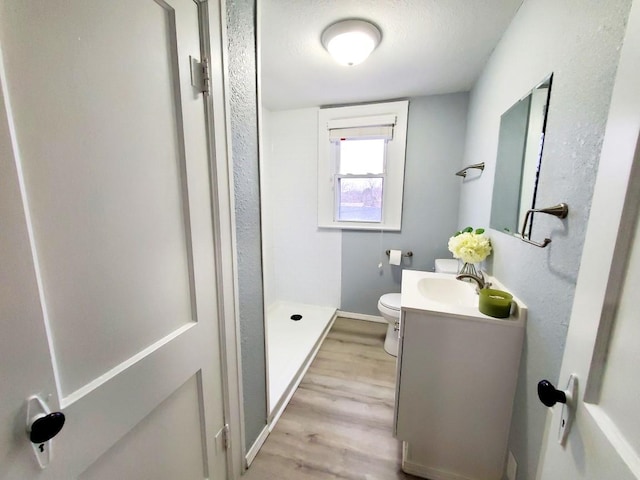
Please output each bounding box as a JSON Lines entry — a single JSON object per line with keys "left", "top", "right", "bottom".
{"left": 458, "top": 262, "right": 479, "bottom": 277}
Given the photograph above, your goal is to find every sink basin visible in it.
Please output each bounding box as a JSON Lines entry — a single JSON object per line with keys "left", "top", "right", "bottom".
{"left": 402, "top": 270, "right": 526, "bottom": 323}
{"left": 417, "top": 276, "right": 478, "bottom": 307}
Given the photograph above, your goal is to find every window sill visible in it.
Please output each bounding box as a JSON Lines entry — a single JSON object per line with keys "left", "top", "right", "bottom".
{"left": 318, "top": 221, "right": 401, "bottom": 231}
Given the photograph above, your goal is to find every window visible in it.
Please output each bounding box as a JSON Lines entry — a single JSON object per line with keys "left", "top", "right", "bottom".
{"left": 318, "top": 101, "right": 409, "bottom": 230}
{"left": 335, "top": 138, "right": 385, "bottom": 223}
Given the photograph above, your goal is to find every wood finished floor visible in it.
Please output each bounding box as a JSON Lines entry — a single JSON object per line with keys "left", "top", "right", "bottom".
{"left": 243, "top": 318, "right": 420, "bottom": 480}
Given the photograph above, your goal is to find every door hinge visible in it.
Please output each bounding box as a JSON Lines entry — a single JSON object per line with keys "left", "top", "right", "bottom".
{"left": 190, "top": 55, "right": 211, "bottom": 96}
{"left": 215, "top": 423, "right": 230, "bottom": 451}
{"left": 222, "top": 424, "right": 230, "bottom": 450}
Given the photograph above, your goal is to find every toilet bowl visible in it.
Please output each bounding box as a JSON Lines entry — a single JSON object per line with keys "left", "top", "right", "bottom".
{"left": 377, "top": 260, "right": 459, "bottom": 357}
{"left": 378, "top": 293, "right": 401, "bottom": 356}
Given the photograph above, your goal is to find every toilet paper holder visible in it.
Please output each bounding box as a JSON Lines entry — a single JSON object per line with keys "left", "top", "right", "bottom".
{"left": 385, "top": 250, "right": 413, "bottom": 257}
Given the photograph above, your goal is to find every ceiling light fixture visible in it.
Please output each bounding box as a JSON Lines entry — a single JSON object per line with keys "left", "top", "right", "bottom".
{"left": 321, "top": 19, "right": 381, "bottom": 66}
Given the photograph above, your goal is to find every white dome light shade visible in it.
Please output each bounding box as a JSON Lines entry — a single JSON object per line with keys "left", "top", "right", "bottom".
{"left": 321, "top": 20, "right": 381, "bottom": 66}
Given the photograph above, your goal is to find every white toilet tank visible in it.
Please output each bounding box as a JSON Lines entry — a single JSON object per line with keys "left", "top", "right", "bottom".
{"left": 434, "top": 258, "right": 458, "bottom": 274}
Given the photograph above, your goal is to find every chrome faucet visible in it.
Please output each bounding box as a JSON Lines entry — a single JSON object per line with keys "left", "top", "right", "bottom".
{"left": 455, "top": 272, "right": 491, "bottom": 292}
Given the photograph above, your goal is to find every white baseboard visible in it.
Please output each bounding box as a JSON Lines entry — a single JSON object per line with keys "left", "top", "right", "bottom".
{"left": 245, "top": 424, "right": 269, "bottom": 467}
{"left": 337, "top": 310, "right": 386, "bottom": 324}
{"left": 401, "top": 460, "right": 475, "bottom": 480}
{"left": 402, "top": 442, "right": 476, "bottom": 480}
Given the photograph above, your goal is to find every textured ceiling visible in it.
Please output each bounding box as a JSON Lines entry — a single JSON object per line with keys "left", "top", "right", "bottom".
{"left": 260, "top": 0, "right": 523, "bottom": 110}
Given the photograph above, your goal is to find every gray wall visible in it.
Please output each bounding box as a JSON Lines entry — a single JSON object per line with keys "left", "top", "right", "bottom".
{"left": 457, "top": 1, "right": 633, "bottom": 479}
{"left": 341, "top": 93, "right": 469, "bottom": 315}
{"left": 225, "top": 0, "right": 267, "bottom": 452}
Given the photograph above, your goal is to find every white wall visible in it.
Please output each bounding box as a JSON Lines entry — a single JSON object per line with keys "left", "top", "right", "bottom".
{"left": 260, "top": 107, "right": 275, "bottom": 307}
{"left": 261, "top": 107, "right": 342, "bottom": 307}
{"left": 457, "top": 1, "right": 633, "bottom": 479}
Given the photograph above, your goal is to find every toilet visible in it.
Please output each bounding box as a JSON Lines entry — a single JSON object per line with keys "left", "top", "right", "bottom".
{"left": 434, "top": 258, "right": 459, "bottom": 275}
{"left": 377, "top": 258, "right": 460, "bottom": 357}
{"left": 378, "top": 293, "right": 401, "bottom": 356}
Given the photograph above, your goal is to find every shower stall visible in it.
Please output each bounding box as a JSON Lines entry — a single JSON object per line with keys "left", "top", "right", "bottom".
{"left": 259, "top": 106, "right": 342, "bottom": 420}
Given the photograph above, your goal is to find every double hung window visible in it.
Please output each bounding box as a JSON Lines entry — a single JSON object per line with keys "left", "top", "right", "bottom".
{"left": 318, "top": 101, "right": 409, "bottom": 230}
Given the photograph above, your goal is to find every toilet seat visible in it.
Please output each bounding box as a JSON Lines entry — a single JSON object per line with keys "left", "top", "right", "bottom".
{"left": 378, "top": 293, "right": 401, "bottom": 316}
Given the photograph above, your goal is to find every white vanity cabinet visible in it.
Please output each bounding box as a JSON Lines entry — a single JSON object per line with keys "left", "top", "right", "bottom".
{"left": 394, "top": 270, "right": 526, "bottom": 480}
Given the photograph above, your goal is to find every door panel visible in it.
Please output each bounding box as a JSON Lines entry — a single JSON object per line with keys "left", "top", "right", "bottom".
{"left": 78, "top": 374, "right": 207, "bottom": 480}
{"left": 597, "top": 215, "right": 640, "bottom": 454}
{"left": 538, "top": 1, "right": 640, "bottom": 478}
{"left": 0, "top": 0, "right": 227, "bottom": 478}
{"left": 4, "top": 0, "right": 196, "bottom": 397}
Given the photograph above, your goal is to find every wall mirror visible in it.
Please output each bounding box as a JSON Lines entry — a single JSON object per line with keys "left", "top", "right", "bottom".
{"left": 490, "top": 74, "right": 553, "bottom": 237}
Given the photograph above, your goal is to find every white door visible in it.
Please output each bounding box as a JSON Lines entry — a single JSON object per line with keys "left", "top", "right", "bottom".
{"left": 0, "top": 1, "right": 228, "bottom": 478}
{"left": 537, "top": 1, "right": 640, "bottom": 479}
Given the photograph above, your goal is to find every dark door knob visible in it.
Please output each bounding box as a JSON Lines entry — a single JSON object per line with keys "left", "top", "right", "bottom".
{"left": 537, "top": 379, "right": 567, "bottom": 407}
{"left": 29, "top": 412, "right": 65, "bottom": 444}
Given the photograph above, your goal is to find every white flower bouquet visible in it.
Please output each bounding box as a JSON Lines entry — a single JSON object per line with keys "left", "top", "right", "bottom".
{"left": 448, "top": 227, "right": 492, "bottom": 264}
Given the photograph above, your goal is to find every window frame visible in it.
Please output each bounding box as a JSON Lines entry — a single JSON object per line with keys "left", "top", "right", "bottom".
{"left": 317, "top": 101, "right": 409, "bottom": 230}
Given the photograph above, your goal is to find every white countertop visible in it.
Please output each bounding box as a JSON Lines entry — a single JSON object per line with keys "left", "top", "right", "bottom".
{"left": 400, "top": 269, "right": 527, "bottom": 326}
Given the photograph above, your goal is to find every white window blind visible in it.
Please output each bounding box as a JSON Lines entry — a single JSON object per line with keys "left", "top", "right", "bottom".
{"left": 328, "top": 125, "right": 394, "bottom": 141}
{"left": 327, "top": 114, "right": 396, "bottom": 141}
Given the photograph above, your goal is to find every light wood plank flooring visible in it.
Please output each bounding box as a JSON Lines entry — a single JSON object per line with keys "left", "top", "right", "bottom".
{"left": 244, "top": 318, "right": 420, "bottom": 479}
